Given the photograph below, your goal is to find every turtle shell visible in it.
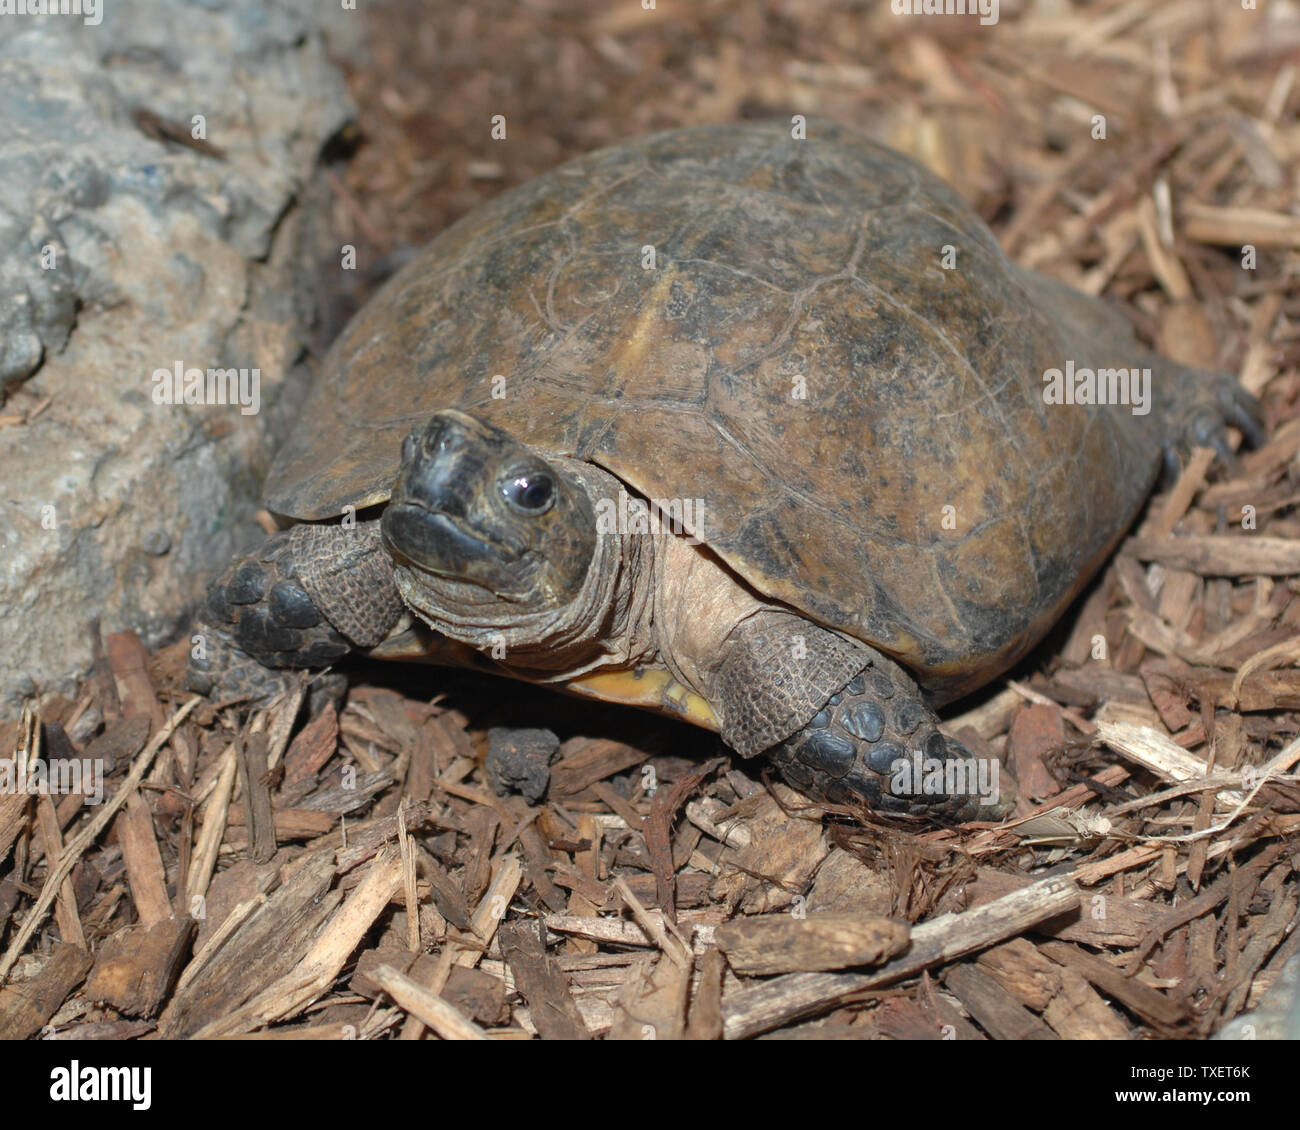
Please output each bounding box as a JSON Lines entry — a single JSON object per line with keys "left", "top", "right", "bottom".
{"left": 267, "top": 121, "right": 1160, "bottom": 699}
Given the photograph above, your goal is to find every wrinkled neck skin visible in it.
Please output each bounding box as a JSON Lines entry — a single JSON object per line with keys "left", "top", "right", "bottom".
{"left": 391, "top": 457, "right": 773, "bottom": 696}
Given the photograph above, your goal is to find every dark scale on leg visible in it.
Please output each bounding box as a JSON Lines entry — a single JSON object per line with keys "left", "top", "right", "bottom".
{"left": 196, "top": 529, "right": 351, "bottom": 672}
{"left": 768, "top": 649, "right": 1006, "bottom": 822}
{"left": 268, "top": 580, "right": 323, "bottom": 628}
{"left": 187, "top": 518, "right": 402, "bottom": 703}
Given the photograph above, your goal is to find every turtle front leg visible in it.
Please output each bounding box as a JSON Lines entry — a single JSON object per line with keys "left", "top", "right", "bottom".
{"left": 714, "top": 613, "right": 1006, "bottom": 822}
{"left": 187, "top": 518, "right": 403, "bottom": 703}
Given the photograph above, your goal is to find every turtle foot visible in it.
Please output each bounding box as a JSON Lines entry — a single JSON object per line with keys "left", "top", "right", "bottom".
{"left": 196, "top": 528, "right": 354, "bottom": 673}
{"left": 1160, "top": 366, "right": 1265, "bottom": 475}
{"left": 185, "top": 626, "right": 346, "bottom": 713}
{"left": 768, "top": 653, "right": 1010, "bottom": 823}
{"left": 186, "top": 527, "right": 357, "bottom": 709}
{"left": 185, "top": 627, "right": 295, "bottom": 705}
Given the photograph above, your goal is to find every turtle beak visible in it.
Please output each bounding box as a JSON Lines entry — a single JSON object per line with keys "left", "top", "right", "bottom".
{"left": 395, "top": 412, "right": 496, "bottom": 520}
{"left": 381, "top": 411, "right": 525, "bottom": 583}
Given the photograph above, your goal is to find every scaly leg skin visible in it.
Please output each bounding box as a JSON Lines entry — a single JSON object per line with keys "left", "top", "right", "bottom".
{"left": 715, "top": 612, "right": 1008, "bottom": 822}
{"left": 186, "top": 518, "right": 403, "bottom": 704}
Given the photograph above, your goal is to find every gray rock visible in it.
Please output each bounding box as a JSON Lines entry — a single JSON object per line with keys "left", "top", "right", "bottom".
{"left": 1214, "top": 953, "right": 1300, "bottom": 1041}
{"left": 486, "top": 727, "right": 562, "bottom": 805}
{"left": 0, "top": 0, "right": 358, "bottom": 715}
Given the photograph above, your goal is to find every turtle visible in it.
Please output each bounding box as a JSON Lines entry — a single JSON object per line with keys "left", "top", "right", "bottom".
{"left": 187, "top": 120, "right": 1263, "bottom": 821}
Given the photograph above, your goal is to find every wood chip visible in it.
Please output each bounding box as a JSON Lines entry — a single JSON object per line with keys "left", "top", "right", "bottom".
{"left": 714, "top": 912, "right": 910, "bottom": 976}
{"left": 83, "top": 916, "right": 195, "bottom": 1018}
{"left": 1038, "top": 940, "right": 1186, "bottom": 1030}
{"left": 367, "top": 962, "right": 489, "bottom": 1040}
{"left": 0, "top": 696, "right": 199, "bottom": 984}
{"left": 722, "top": 872, "right": 1081, "bottom": 1039}
{"left": 549, "top": 738, "right": 648, "bottom": 796}
{"left": 943, "top": 963, "right": 1058, "bottom": 1040}
{"left": 499, "top": 919, "right": 590, "bottom": 1040}
{"left": 0, "top": 943, "right": 92, "bottom": 1040}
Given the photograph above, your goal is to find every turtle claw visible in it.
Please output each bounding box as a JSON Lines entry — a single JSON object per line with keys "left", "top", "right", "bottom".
{"left": 1220, "top": 382, "right": 1267, "bottom": 449}
{"left": 1189, "top": 412, "right": 1237, "bottom": 469}
{"left": 1162, "top": 444, "right": 1182, "bottom": 483}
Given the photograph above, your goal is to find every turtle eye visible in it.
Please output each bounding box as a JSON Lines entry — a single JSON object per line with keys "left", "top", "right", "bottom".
{"left": 501, "top": 472, "right": 555, "bottom": 514}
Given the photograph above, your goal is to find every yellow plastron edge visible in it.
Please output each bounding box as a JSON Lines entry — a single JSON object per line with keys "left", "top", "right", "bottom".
{"left": 563, "top": 668, "right": 719, "bottom": 732}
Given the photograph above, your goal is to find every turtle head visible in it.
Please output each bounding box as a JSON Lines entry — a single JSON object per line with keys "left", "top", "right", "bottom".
{"left": 381, "top": 410, "right": 596, "bottom": 611}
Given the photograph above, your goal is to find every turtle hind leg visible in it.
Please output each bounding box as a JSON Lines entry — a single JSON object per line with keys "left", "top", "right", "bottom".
{"left": 1153, "top": 359, "right": 1265, "bottom": 471}
{"left": 715, "top": 614, "right": 1007, "bottom": 823}
{"left": 186, "top": 518, "right": 401, "bottom": 704}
